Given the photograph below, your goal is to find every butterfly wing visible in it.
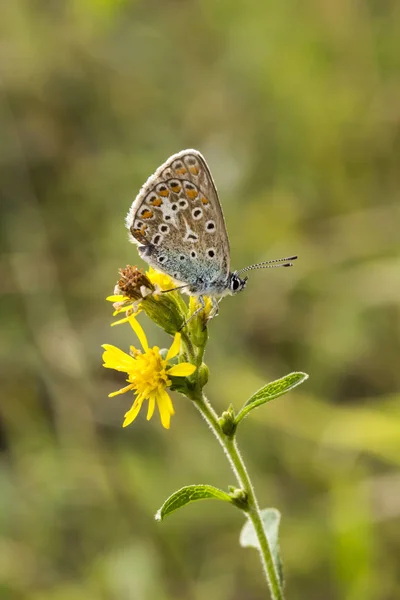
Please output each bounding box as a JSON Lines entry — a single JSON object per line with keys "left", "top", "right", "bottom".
{"left": 126, "top": 149, "right": 230, "bottom": 288}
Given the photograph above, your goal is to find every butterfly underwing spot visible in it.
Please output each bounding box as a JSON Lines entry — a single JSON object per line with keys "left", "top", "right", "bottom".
{"left": 207, "top": 248, "right": 216, "bottom": 258}
{"left": 184, "top": 182, "right": 198, "bottom": 200}
{"left": 190, "top": 250, "right": 197, "bottom": 258}
{"left": 159, "top": 224, "right": 170, "bottom": 234}
{"left": 152, "top": 234, "right": 162, "bottom": 245}
{"left": 148, "top": 195, "right": 163, "bottom": 208}
{"left": 184, "top": 232, "right": 199, "bottom": 243}
{"left": 184, "top": 155, "right": 200, "bottom": 176}
{"left": 131, "top": 227, "right": 148, "bottom": 245}
{"left": 170, "top": 203, "right": 178, "bottom": 212}
{"left": 192, "top": 207, "right": 203, "bottom": 220}
{"left": 178, "top": 199, "right": 188, "bottom": 210}
{"left": 205, "top": 220, "right": 215, "bottom": 232}
{"left": 182, "top": 216, "right": 199, "bottom": 243}
{"left": 140, "top": 207, "right": 154, "bottom": 220}
{"left": 156, "top": 184, "right": 170, "bottom": 198}
{"left": 158, "top": 255, "right": 168, "bottom": 264}
{"left": 172, "top": 160, "right": 187, "bottom": 175}
{"left": 168, "top": 180, "right": 182, "bottom": 193}
{"left": 200, "top": 196, "right": 210, "bottom": 206}
{"left": 162, "top": 169, "right": 173, "bottom": 180}
{"left": 179, "top": 254, "right": 186, "bottom": 261}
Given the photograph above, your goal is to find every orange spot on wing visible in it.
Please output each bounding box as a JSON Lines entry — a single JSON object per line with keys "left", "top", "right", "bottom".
{"left": 189, "top": 166, "right": 199, "bottom": 175}
{"left": 201, "top": 196, "right": 209, "bottom": 205}
{"left": 175, "top": 167, "right": 187, "bottom": 175}
{"left": 149, "top": 197, "right": 163, "bottom": 207}
{"left": 186, "top": 188, "right": 198, "bottom": 200}
{"left": 158, "top": 189, "right": 169, "bottom": 197}
{"left": 131, "top": 225, "right": 148, "bottom": 243}
{"left": 141, "top": 210, "right": 154, "bottom": 219}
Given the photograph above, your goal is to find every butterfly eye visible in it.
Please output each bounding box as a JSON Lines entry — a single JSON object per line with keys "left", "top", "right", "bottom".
{"left": 230, "top": 276, "right": 241, "bottom": 292}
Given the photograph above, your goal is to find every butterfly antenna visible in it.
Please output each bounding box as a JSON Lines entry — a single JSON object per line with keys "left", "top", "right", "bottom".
{"left": 237, "top": 255, "right": 298, "bottom": 274}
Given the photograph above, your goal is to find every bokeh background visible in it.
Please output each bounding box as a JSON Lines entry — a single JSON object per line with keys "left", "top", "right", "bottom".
{"left": 1, "top": 1, "right": 400, "bottom": 599}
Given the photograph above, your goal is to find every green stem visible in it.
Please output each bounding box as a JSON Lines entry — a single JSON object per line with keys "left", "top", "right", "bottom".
{"left": 192, "top": 391, "right": 284, "bottom": 600}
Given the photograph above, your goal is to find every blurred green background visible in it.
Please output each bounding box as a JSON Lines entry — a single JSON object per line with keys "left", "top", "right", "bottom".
{"left": 1, "top": 1, "right": 400, "bottom": 599}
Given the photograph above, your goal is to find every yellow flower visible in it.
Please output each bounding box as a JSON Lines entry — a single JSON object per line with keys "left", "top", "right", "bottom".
{"left": 107, "top": 266, "right": 186, "bottom": 332}
{"left": 106, "top": 294, "right": 141, "bottom": 326}
{"left": 146, "top": 266, "right": 176, "bottom": 293}
{"left": 102, "top": 319, "right": 196, "bottom": 429}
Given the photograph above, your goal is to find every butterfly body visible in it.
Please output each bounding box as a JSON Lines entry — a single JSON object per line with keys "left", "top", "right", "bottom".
{"left": 126, "top": 149, "right": 296, "bottom": 311}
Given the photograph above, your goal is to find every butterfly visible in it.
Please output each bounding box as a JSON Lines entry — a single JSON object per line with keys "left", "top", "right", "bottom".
{"left": 126, "top": 149, "right": 296, "bottom": 318}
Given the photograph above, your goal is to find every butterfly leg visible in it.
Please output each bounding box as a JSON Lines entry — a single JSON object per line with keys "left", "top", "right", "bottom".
{"left": 180, "top": 295, "right": 206, "bottom": 330}
{"left": 209, "top": 297, "right": 220, "bottom": 320}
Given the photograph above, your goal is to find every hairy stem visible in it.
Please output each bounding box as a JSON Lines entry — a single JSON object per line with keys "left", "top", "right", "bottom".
{"left": 192, "top": 391, "right": 284, "bottom": 600}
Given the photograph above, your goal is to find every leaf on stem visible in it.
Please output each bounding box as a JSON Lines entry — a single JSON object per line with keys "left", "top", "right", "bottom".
{"left": 235, "top": 372, "right": 308, "bottom": 423}
{"left": 240, "top": 508, "right": 283, "bottom": 587}
{"left": 155, "top": 484, "right": 233, "bottom": 521}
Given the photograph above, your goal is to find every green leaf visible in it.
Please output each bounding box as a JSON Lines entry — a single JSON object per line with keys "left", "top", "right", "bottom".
{"left": 240, "top": 508, "right": 283, "bottom": 586}
{"left": 235, "top": 372, "right": 308, "bottom": 423}
{"left": 155, "top": 485, "right": 233, "bottom": 521}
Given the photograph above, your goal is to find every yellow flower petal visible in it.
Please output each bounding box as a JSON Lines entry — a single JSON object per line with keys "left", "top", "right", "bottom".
{"left": 102, "top": 345, "right": 136, "bottom": 372}
{"left": 106, "top": 294, "right": 128, "bottom": 302}
{"left": 108, "top": 383, "right": 135, "bottom": 397}
{"left": 167, "top": 363, "right": 196, "bottom": 377}
{"left": 147, "top": 267, "right": 175, "bottom": 291}
{"left": 156, "top": 388, "right": 175, "bottom": 429}
{"left": 123, "top": 395, "right": 145, "bottom": 427}
{"left": 166, "top": 332, "right": 181, "bottom": 361}
{"left": 111, "top": 316, "right": 130, "bottom": 327}
{"left": 128, "top": 316, "right": 149, "bottom": 351}
{"left": 146, "top": 394, "right": 156, "bottom": 420}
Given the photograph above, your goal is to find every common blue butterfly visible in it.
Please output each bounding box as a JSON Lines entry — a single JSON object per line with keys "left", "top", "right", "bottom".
{"left": 126, "top": 150, "right": 296, "bottom": 316}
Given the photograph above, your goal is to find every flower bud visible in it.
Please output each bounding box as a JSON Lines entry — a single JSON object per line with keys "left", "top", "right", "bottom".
{"left": 197, "top": 362, "right": 209, "bottom": 389}
{"left": 113, "top": 265, "right": 185, "bottom": 335}
{"left": 230, "top": 488, "right": 248, "bottom": 510}
{"left": 219, "top": 404, "right": 236, "bottom": 436}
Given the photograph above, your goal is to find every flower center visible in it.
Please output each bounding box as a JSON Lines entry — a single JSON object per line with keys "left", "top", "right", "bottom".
{"left": 128, "top": 348, "right": 170, "bottom": 393}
